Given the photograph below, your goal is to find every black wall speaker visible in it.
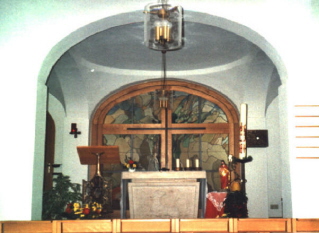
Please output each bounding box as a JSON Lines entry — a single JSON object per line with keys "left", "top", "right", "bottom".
{"left": 247, "top": 130, "right": 268, "bottom": 147}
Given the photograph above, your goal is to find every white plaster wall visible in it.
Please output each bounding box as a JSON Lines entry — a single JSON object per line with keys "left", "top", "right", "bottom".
{"left": 245, "top": 101, "right": 268, "bottom": 218}
{"left": 266, "top": 97, "right": 283, "bottom": 218}
{"left": 0, "top": 0, "right": 319, "bottom": 220}
{"left": 61, "top": 118, "right": 89, "bottom": 185}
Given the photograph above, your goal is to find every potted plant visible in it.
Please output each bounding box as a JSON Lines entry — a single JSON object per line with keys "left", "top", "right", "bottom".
{"left": 42, "top": 173, "right": 82, "bottom": 220}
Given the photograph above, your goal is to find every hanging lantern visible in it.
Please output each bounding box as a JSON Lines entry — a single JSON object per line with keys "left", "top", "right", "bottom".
{"left": 144, "top": 0, "right": 183, "bottom": 51}
{"left": 158, "top": 89, "right": 170, "bottom": 108}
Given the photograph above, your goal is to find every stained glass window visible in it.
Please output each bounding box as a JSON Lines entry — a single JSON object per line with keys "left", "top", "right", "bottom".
{"left": 105, "top": 92, "right": 161, "bottom": 124}
{"left": 101, "top": 90, "right": 232, "bottom": 194}
{"left": 172, "top": 91, "right": 228, "bottom": 124}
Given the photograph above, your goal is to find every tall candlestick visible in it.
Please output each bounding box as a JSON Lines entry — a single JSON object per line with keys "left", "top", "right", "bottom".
{"left": 239, "top": 103, "right": 247, "bottom": 159}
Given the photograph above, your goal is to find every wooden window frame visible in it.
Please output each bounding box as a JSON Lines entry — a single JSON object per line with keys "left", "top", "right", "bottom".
{"left": 90, "top": 80, "right": 239, "bottom": 179}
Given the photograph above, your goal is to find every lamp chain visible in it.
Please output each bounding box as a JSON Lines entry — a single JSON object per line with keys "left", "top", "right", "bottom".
{"left": 161, "top": 50, "right": 167, "bottom": 90}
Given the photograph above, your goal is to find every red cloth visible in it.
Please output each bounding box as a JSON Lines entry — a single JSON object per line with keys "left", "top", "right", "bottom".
{"left": 205, "top": 192, "right": 227, "bottom": 218}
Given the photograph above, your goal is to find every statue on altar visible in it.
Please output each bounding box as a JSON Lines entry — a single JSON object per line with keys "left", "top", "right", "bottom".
{"left": 219, "top": 160, "right": 230, "bottom": 190}
{"left": 148, "top": 140, "right": 160, "bottom": 171}
{"left": 148, "top": 153, "right": 159, "bottom": 171}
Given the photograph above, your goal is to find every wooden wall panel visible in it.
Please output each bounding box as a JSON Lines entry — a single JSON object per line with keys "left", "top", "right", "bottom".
{"left": 2, "top": 218, "right": 319, "bottom": 233}
{"left": 293, "top": 218, "right": 319, "bottom": 232}
{"left": 1, "top": 221, "right": 53, "bottom": 233}
{"left": 120, "top": 219, "right": 171, "bottom": 232}
{"left": 234, "top": 218, "right": 291, "bottom": 232}
{"left": 179, "top": 218, "right": 230, "bottom": 232}
{"left": 59, "top": 220, "right": 113, "bottom": 233}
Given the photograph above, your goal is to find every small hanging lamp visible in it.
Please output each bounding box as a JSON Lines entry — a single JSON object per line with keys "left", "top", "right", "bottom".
{"left": 144, "top": 0, "right": 183, "bottom": 51}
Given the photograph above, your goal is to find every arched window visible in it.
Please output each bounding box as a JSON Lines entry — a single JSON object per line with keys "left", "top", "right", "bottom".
{"left": 91, "top": 80, "right": 239, "bottom": 196}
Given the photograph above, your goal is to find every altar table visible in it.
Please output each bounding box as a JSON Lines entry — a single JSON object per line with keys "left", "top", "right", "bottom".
{"left": 120, "top": 171, "right": 207, "bottom": 219}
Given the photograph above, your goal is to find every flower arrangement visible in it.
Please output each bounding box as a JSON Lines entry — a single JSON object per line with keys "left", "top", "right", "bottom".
{"left": 124, "top": 157, "right": 137, "bottom": 169}
{"left": 63, "top": 202, "right": 105, "bottom": 219}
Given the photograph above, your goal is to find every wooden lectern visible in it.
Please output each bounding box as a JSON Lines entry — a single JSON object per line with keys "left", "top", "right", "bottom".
{"left": 77, "top": 146, "right": 120, "bottom": 217}
{"left": 77, "top": 146, "right": 120, "bottom": 169}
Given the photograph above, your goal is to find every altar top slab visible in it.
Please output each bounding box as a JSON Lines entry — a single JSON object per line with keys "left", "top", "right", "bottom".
{"left": 121, "top": 171, "right": 206, "bottom": 179}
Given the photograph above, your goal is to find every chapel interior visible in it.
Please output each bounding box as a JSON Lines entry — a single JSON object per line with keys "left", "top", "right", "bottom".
{"left": 2, "top": 0, "right": 319, "bottom": 232}
{"left": 45, "top": 1, "right": 282, "bottom": 220}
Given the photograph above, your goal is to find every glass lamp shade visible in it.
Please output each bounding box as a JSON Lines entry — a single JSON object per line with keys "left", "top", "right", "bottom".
{"left": 144, "top": 1, "right": 183, "bottom": 51}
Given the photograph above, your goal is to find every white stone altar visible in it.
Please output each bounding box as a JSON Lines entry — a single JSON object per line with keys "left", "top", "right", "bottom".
{"left": 121, "top": 171, "right": 207, "bottom": 219}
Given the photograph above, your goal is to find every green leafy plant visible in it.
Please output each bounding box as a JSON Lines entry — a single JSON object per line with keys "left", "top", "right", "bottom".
{"left": 42, "top": 173, "right": 82, "bottom": 220}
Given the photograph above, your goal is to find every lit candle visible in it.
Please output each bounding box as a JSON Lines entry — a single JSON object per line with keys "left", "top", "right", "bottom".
{"left": 186, "top": 159, "right": 190, "bottom": 168}
{"left": 240, "top": 104, "right": 247, "bottom": 127}
{"left": 176, "top": 158, "right": 180, "bottom": 168}
{"left": 71, "top": 123, "right": 77, "bottom": 133}
{"left": 195, "top": 159, "right": 199, "bottom": 168}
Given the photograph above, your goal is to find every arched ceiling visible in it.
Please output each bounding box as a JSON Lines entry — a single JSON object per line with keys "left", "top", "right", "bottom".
{"left": 47, "top": 17, "right": 281, "bottom": 115}
{"left": 69, "top": 22, "right": 257, "bottom": 71}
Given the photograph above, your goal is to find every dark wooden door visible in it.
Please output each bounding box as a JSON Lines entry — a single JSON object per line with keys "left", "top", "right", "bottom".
{"left": 43, "top": 112, "right": 55, "bottom": 191}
